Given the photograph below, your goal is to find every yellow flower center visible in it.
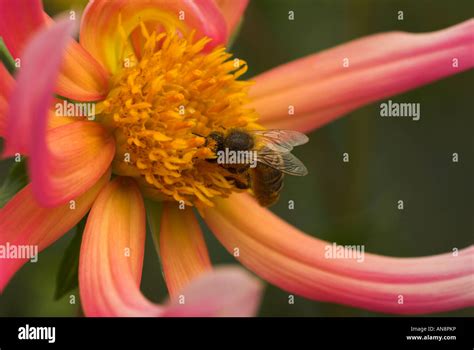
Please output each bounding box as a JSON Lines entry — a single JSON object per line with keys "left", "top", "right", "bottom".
{"left": 99, "top": 26, "right": 260, "bottom": 208}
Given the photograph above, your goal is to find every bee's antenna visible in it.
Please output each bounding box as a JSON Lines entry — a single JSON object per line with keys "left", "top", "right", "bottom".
{"left": 192, "top": 132, "right": 205, "bottom": 137}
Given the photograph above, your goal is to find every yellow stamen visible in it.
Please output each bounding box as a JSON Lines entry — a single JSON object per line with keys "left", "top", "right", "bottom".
{"left": 100, "top": 27, "right": 260, "bottom": 208}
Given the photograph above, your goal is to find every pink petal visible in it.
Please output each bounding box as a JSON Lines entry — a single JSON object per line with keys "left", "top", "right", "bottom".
{"left": 0, "top": 0, "right": 45, "bottom": 59}
{"left": 0, "top": 170, "right": 110, "bottom": 293}
{"left": 79, "top": 178, "right": 263, "bottom": 317}
{"left": 157, "top": 203, "right": 212, "bottom": 296}
{"left": 3, "top": 18, "right": 76, "bottom": 157}
{"left": 251, "top": 19, "right": 474, "bottom": 132}
{"left": 214, "top": 0, "right": 249, "bottom": 36}
{"left": 162, "top": 266, "right": 263, "bottom": 317}
{"left": 204, "top": 194, "right": 474, "bottom": 314}
{"left": 0, "top": 64, "right": 14, "bottom": 137}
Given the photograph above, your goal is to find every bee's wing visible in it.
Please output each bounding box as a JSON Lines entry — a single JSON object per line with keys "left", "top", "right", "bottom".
{"left": 257, "top": 148, "right": 308, "bottom": 176}
{"left": 250, "top": 130, "right": 309, "bottom": 152}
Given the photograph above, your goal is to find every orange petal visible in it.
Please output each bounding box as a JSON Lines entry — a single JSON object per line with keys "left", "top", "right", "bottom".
{"left": 251, "top": 19, "right": 474, "bottom": 132}
{"left": 80, "top": 0, "right": 228, "bottom": 73}
{"left": 42, "top": 16, "right": 110, "bottom": 101}
{"left": 158, "top": 203, "right": 211, "bottom": 296}
{"left": 214, "top": 0, "right": 248, "bottom": 36}
{"left": 204, "top": 194, "right": 474, "bottom": 314}
{"left": 29, "top": 121, "right": 115, "bottom": 207}
{"left": 79, "top": 178, "right": 262, "bottom": 316}
{"left": 79, "top": 178, "right": 159, "bottom": 316}
{"left": 0, "top": 169, "right": 110, "bottom": 292}
{"left": 56, "top": 38, "right": 110, "bottom": 101}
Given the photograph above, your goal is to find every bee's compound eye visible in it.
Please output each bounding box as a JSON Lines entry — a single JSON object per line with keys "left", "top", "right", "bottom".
{"left": 225, "top": 130, "right": 254, "bottom": 151}
{"left": 207, "top": 132, "right": 224, "bottom": 150}
{"left": 208, "top": 132, "right": 221, "bottom": 141}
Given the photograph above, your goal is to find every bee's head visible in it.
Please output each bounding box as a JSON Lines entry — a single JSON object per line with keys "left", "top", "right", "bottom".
{"left": 206, "top": 131, "right": 225, "bottom": 153}
{"left": 224, "top": 129, "right": 254, "bottom": 151}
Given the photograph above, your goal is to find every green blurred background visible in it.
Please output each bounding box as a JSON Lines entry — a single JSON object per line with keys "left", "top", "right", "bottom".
{"left": 0, "top": 0, "right": 472, "bottom": 317}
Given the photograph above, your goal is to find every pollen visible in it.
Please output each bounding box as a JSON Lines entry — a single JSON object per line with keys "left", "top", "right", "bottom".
{"left": 99, "top": 27, "right": 260, "bottom": 208}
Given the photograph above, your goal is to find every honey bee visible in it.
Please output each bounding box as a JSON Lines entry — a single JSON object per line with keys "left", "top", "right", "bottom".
{"left": 205, "top": 128, "right": 308, "bottom": 206}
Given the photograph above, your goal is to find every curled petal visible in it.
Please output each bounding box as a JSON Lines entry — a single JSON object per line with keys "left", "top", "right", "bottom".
{"left": 29, "top": 121, "right": 115, "bottom": 207}
{"left": 0, "top": 1, "right": 106, "bottom": 101}
{"left": 214, "top": 0, "right": 248, "bottom": 36}
{"left": 80, "top": 0, "right": 228, "bottom": 73}
{"left": 3, "top": 18, "right": 76, "bottom": 157}
{"left": 0, "top": 170, "right": 110, "bottom": 293}
{"left": 1, "top": 19, "right": 114, "bottom": 206}
{"left": 204, "top": 194, "right": 474, "bottom": 314}
{"left": 156, "top": 203, "right": 212, "bottom": 296}
{"left": 79, "top": 178, "right": 263, "bottom": 317}
{"left": 0, "top": 0, "right": 45, "bottom": 59}
{"left": 251, "top": 19, "right": 474, "bottom": 132}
